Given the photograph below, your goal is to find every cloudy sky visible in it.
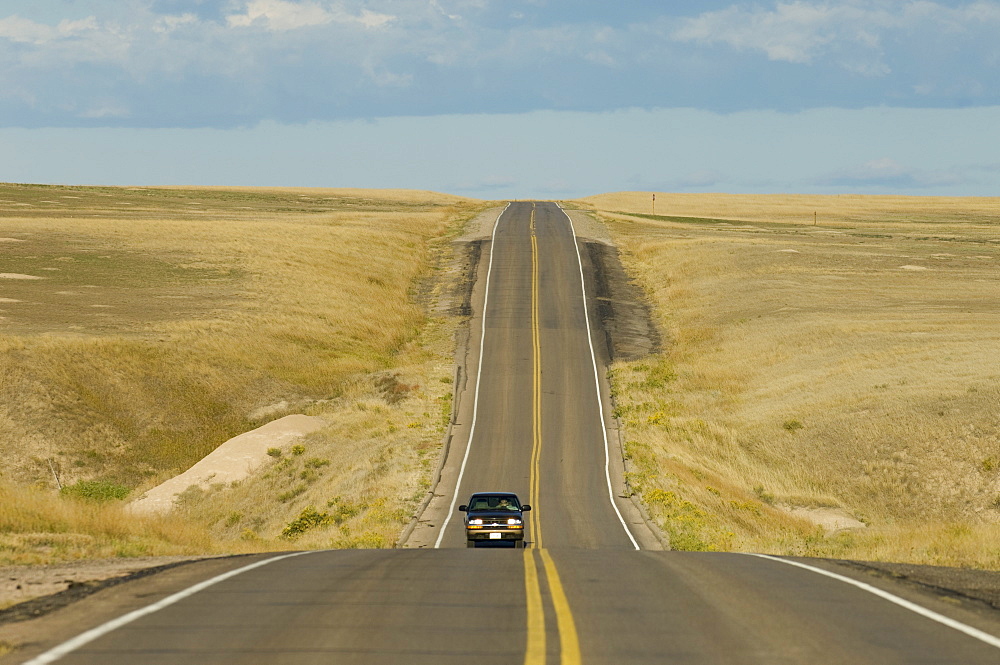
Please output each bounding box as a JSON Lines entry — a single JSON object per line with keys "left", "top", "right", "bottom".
{"left": 1, "top": 0, "right": 998, "bottom": 198}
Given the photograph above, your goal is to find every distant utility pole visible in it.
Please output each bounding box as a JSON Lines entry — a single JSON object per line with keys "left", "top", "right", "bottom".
{"left": 652, "top": 193, "right": 656, "bottom": 215}
{"left": 814, "top": 211, "right": 817, "bottom": 226}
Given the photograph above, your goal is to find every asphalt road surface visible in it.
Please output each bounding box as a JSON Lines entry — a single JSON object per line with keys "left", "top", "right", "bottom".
{"left": 18, "top": 202, "right": 1000, "bottom": 664}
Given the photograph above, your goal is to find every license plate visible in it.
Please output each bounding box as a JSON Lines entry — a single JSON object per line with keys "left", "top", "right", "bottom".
{"left": 489, "top": 532, "right": 502, "bottom": 539}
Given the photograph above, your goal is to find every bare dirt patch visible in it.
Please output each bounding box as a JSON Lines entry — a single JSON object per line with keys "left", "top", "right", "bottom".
{"left": 783, "top": 505, "right": 867, "bottom": 534}
{"left": 581, "top": 241, "right": 662, "bottom": 362}
{"left": 565, "top": 206, "right": 661, "bottom": 363}
{"left": 438, "top": 206, "right": 506, "bottom": 321}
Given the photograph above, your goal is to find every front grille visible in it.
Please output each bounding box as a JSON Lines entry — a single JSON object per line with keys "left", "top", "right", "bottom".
{"left": 482, "top": 518, "right": 512, "bottom": 526}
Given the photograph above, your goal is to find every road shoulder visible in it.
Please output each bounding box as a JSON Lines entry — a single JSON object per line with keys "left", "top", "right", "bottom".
{"left": 0, "top": 554, "right": 273, "bottom": 663}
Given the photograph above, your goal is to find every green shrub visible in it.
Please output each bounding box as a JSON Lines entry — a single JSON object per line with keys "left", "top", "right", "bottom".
{"left": 645, "top": 488, "right": 715, "bottom": 551}
{"left": 753, "top": 484, "right": 776, "bottom": 504}
{"left": 60, "top": 480, "right": 130, "bottom": 502}
{"left": 642, "top": 358, "right": 677, "bottom": 389}
{"left": 281, "top": 506, "right": 333, "bottom": 539}
{"left": 326, "top": 497, "right": 363, "bottom": 523}
{"left": 782, "top": 419, "right": 804, "bottom": 432}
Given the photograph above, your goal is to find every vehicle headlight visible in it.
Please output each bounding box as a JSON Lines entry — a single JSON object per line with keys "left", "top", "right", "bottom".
{"left": 507, "top": 518, "right": 522, "bottom": 525}
{"left": 469, "top": 518, "right": 483, "bottom": 525}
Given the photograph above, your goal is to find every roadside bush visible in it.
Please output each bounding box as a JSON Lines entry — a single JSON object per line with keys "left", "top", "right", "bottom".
{"left": 281, "top": 506, "right": 333, "bottom": 539}
{"left": 60, "top": 480, "right": 130, "bottom": 502}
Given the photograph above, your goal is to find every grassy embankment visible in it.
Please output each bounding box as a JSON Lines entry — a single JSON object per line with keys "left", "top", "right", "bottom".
{"left": 573, "top": 192, "right": 1000, "bottom": 567}
{"left": 0, "top": 184, "right": 489, "bottom": 563}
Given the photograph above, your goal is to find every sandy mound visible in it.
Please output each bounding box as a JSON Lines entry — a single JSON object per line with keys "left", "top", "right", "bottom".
{"left": 129, "top": 414, "right": 325, "bottom": 514}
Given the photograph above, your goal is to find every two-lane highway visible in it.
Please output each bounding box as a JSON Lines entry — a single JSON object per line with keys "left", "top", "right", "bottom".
{"left": 434, "top": 201, "right": 637, "bottom": 551}
{"left": 16, "top": 202, "right": 1000, "bottom": 665}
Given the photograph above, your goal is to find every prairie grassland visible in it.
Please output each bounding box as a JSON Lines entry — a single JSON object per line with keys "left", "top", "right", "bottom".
{"left": 0, "top": 183, "right": 487, "bottom": 562}
{"left": 573, "top": 193, "right": 1000, "bottom": 567}
{"left": 581, "top": 191, "right": 1000, "bottom": 227}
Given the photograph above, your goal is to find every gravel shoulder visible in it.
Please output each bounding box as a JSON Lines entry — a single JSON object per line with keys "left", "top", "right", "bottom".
{"left": 0, "top": 556, "right": 210, "bottom": 621}
{"left": 0, "top": 556, "right": 210, "bottom": 624}
{"left": 830, "top": 559, "right": 1000, "bottom": 611}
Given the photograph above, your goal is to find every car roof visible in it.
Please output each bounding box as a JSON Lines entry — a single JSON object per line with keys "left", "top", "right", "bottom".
{"left": 468, "top": 491, "right": 520, "bottom": 499}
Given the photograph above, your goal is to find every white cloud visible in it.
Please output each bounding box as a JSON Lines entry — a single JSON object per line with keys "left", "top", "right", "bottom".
{"left": 226, "top": 1, "right": 332, "bottom": 30}
{"left": 225, "top": 1, "right": 394, "bottom": 31}
{"left": 0, "top": 16, "right": 55, "bottom": 44}
{"left": 670, "top": 0, "right": 1000, "bottom": 78}
{"left": 0, "top": 2, "right": 998, "bottom": 128}
{"left": 583, "top": 49, "right": 615, "bottom": 66}
{"left": 430, "top": 0, "right": 462, "bottom": 22}
{"left": 355, "top": 9, "right": 395, "bottom": 29}
{"left": 672, "top": 2, "right": 890, "bottom": 65}
{"left": 0, "top": 15, "right": 100, "bottom": 45}
{"left": 153, "top": 13, "right": 198, "bottom": 34}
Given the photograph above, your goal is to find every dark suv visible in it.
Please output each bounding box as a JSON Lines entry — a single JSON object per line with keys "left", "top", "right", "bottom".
{"left": 459, "top": 492, "right": 531, "bottom": 548}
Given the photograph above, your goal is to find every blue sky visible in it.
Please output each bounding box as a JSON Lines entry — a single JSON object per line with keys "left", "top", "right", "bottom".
{"left": 1, "top": 1, "right": 998, "bottom": 199}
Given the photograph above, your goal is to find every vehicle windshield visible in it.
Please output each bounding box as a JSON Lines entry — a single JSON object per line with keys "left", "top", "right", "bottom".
{"left": 468, "top": 496, "right": 520, "bottom": 511}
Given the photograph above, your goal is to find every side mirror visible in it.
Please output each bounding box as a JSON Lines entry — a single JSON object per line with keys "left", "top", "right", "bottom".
{"left": 521, "top": 505, "right": 531, "bottom": 511}
{"left": 458, "top": 505, "right": 468, "bottom": 512}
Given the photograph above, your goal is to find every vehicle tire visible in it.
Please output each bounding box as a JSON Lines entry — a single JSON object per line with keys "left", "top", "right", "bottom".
{"left": 466, "top": 539, "right": 476, "bottom": 548}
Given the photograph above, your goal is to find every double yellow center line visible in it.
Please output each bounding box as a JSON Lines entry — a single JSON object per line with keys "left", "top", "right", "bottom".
{"left": 523, "top": 204, "right": 582, "bottom": 665}
{"left": 529, "top": 204, "right": 543, "bottom": 549}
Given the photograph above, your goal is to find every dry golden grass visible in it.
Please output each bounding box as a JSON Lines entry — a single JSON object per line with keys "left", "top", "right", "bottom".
{"left": 579, "top": 191, "right": 1000, "bottom": 227}
{"left": 177, "top": 313, "right": 461, "bottom": 550}
{"left": 0, "top": 481, "right": 214, "bottom": 564}
{"left": 0, "top": 183, "right": 489, "bottom": 562}
{"left": 574, "top": 192, "right": 1000, "bottom": 567}
{"left": 154, "top": 185, "right": 473, "bottom": 206}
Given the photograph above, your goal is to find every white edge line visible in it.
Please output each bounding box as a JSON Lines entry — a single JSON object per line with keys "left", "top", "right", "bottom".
{"left": 559, "top": 204, "right": 640, "bottom": 550}
{"left": 23, "top": 550, "right": 316, "bottom": 665}
{"left": 434, "top": 203, "right": 510, "bottom": 548}
{"left": 746, "top": 553, "right": 1000, "bottom": 650}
